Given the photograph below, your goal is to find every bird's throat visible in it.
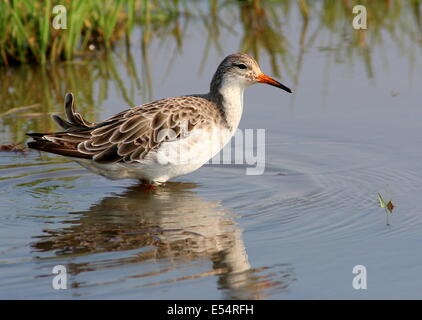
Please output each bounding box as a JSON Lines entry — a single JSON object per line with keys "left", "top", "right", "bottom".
{"left": 217, "top": 80, "right": 245, "bottom": 131}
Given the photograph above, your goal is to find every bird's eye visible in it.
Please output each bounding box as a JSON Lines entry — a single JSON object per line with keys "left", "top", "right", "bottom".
{"left": 234, "top": 63, "right": 247, "bottom": 69}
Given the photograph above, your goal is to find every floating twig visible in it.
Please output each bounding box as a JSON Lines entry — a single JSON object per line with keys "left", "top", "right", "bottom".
{"left": 0, "top": 104, "right": 40, "bottom": 117}
{"left": 0, "top": 144, "right": 27, "bottom": 154}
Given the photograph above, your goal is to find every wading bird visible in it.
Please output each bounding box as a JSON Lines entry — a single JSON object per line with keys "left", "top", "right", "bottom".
{"left": 27, "top": 53, "right": 292, "bottom": 184}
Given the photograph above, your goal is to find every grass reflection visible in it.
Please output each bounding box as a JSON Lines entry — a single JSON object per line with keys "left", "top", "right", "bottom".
{"left": 0, "top": 48, "right": 142, "bottom": 144}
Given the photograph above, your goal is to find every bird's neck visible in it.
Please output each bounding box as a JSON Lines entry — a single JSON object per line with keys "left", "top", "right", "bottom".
{"left": 209, "top": 76, "right": 244, "bottom": 131}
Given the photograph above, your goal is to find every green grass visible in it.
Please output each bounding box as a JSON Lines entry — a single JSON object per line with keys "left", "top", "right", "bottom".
{"left": 0, "top": 0, "right": 184, "bottom": 65}
{"left": 1, "top": 0, "right": 421, "bottom": 67}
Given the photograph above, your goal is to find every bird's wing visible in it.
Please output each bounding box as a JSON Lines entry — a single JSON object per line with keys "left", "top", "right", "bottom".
{"left": 28, "top": 93, "right": 222, "bottom": 164}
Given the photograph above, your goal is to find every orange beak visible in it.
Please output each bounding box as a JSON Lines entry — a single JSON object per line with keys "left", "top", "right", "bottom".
{"left": 256, "top": 73, "right": 292, "bottom": 93}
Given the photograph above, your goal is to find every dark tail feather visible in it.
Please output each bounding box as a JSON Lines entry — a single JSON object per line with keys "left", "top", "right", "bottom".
{"left": 26, "top": 132, "right": 45, "bottom": 138}
{"left": 51, "top": 114, "right": 73, "bottom": 130}
{"left": 27, "top": 140, "right": 91, "bottom": 159}
{"left": 52, "top": 93, "right": 94, "bottom": 130}
{"left": 26, "top": 93, "right": 95, "bottom": 159}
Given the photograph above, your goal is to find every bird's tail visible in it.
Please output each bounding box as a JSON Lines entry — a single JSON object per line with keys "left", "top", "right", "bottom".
{"left": 26, "top": 93, "right": 94, "bottom": 159}
{"left": 51, "top": 93, "right": 94, "bottom": 131}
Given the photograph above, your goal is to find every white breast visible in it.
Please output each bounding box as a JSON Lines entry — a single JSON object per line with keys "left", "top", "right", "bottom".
{"left": 218, "top": 77, "right": 245, "bottom": 130}
{"left": 156, "top": 126, "right": 233, "bottom": 167}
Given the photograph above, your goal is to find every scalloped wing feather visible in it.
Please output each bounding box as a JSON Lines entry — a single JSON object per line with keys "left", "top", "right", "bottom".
{"left": 29, "top": 95, "right": 225, "bottom": 165}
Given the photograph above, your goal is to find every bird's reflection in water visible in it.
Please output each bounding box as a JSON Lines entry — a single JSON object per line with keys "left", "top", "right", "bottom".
{"left": 32, "top": 182, "right": 295, "bottom": 299}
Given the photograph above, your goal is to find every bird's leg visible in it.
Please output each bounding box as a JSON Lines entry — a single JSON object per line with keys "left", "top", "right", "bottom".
{"left": 142, "top": 184, "right": 157, "bottom": 192}
{"left": 137, "top": 180, "right": 160, "bottom": 192}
